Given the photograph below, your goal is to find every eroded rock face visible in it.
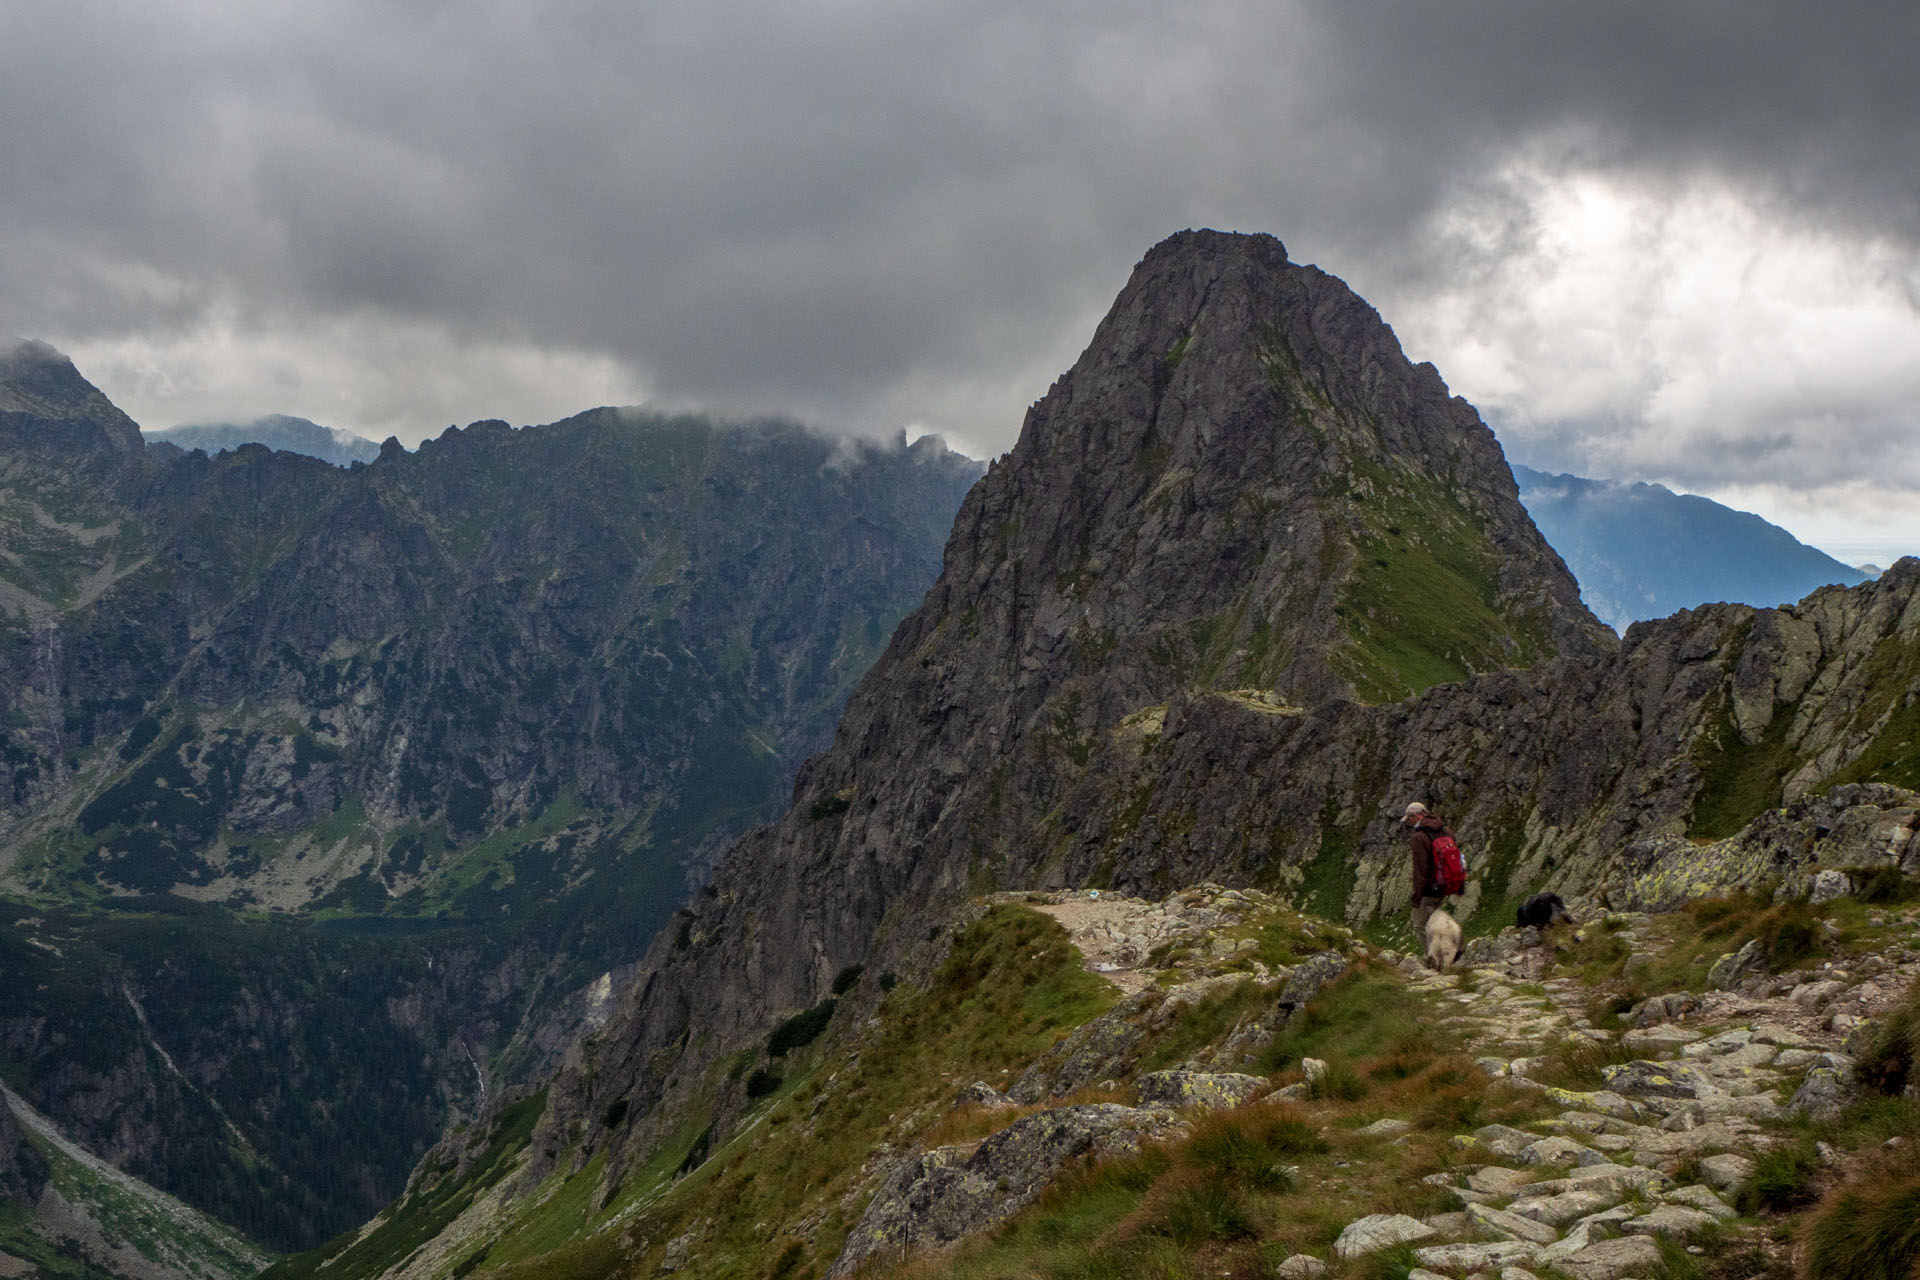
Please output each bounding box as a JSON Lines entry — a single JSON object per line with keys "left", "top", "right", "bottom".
{"left": 828, "top": 1103, "right": 1184, "bottom": 1277}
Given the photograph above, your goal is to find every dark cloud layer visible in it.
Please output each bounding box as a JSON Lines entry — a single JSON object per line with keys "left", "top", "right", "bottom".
{"left": 1, "top": 1, "right": 1916, "bottom": 548}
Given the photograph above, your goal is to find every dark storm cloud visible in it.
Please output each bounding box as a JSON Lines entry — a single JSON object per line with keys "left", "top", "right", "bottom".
{"left": 0, "top": 0, "right": 1915, "bottom": 503}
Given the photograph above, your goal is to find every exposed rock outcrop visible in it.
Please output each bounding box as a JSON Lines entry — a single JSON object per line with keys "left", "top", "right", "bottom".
{"left": 829, "top": 1103, "right": 1186, "bottom": 1276}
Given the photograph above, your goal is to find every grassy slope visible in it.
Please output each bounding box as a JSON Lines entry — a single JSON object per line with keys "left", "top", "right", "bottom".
{"left": 2, "top": 1087, "right": 269, "bottom": 1280}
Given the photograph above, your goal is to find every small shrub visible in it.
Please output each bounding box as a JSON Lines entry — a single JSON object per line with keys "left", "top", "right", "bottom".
{"left": 744, "top": 1068, "right": 783, "bottom": 1099}
{"left": 601, "top": 1098, "right": 629, "bottom": 1129}
{"left": 1802, "top": 1159, "right": 1920, "bottom": 1279}
{"left": 767, "top": 1240, "right": 807, "bottom": 1279}
{"left": 1859, "top": 979, "right": 1920, "bottom": 1096}
{"left": 1308, "top": 1060, "right": 1368, "bottom": 1102}
{"left": 1736, "top": 1139, "right": 1819, "bottom": 1213}
{"left": 831, "top": 964, "right": 864, "bottom": 996}
{"left": 767, "top": 997, "right": 836, "bottom": 1057}
{"left": 878, "top": 971, "right": 897, "bottom": 992}
{"left": 1858, "top": 865, "right": 1916, "bottom": 905}
{"left": 1367, "top": 1027, "right": 1443, "bottom": 1082}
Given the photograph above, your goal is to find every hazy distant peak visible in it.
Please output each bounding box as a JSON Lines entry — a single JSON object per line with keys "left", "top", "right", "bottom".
{"left": 1511, "top": 461, "right": 1866, "bottom": 631}
{"left": 148, "top": 414, "right": 382, "bottom": 466}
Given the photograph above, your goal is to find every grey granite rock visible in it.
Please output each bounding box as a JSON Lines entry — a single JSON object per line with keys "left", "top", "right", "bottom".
{"left": 1553, "top": 1234, "right": 1663, "bottom": 1280}
{"left": 1132, "top": 1070, "right": 1266, "bottom": 1111}
{"left": 1467, "top": 1203, "right": 1560, "bottom": 1245}
{"left": 1333, "top": 1214, "right": 1435, "bottom": 1259}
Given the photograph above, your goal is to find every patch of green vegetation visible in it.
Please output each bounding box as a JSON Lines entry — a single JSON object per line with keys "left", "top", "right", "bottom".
{"left": 1138, "top": 978, "right": 1264, "bottom": 1071}
{"left": 1689, "top": 698, "right": 1800, "bottom": 839}
{"left": 0, "top": 1197, "right": 125, "bottom": 1280}
{"left": 1627, "top": 893, "right": 1838, "bottom": 994}
{"left": 1329, "top": 463, "right": 1554, "bottom": 702}
{"left": 809, "top": 793, "right": 852, "bottom": 821}
{"left": 1165, "top": 332, "right": 1195, "bottom": 369}
{"left": 766, "top": 998, "right": 836, "bottom": 1057}
{"left": 1735, "top": 1137, "right": 1820, "bottom": 1213}
{"left": 1260, "top": 967, "right": 1432, "bottom": 1074}
{"left": 1298, "top": 811, "right": 1354, "bottom": 922}
{"left": 1820, "top": 636, "right": 1920, "bottom": 792}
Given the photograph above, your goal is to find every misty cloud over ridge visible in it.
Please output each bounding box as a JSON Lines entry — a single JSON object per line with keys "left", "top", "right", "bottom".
{"left": 1, "top": 1, "right": 1915, "bottom": 550}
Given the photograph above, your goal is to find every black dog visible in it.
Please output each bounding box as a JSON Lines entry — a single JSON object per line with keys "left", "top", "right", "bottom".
{"left": 1516, "top": 892, "right": 1575, "bottom": 929}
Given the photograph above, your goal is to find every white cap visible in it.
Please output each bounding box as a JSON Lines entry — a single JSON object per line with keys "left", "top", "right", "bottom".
{"left": 1403, "top": 801, "right": 1427, "bottom": 817}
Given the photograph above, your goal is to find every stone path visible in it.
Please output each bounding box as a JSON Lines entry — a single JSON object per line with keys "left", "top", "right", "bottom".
{"left": 1017, "top": 886, "right": 1276, "bottom": 995}
{"left": 1299, "top": 914, "right": 1920, "bottom": 1279}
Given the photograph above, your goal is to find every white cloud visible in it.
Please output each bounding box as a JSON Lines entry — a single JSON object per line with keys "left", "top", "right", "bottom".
{"left": 62, "top": 306, "right": 647, "bottom": 442}
{"left": 1389, "top": 157, "right": 1920, "bottom": 518}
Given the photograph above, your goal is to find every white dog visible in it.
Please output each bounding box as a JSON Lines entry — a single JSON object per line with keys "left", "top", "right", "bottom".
{"left": 1425, "top": 908, "right": 1462, "bottom": 971}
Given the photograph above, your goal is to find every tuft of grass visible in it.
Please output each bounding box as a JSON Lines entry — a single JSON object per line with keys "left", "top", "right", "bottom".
{"left": 1181, "top": 1105, "right": 1323, "bottom": 1191}
{"left": 1526, "top": 1036, "right": 1639, "bottom": 1092}
{"left": 1261, "top": 968, "right": 1433, "bottom": 1074}
{"left": 1349, "top": 1242, "right": 1419, "bottom": 1280}
{"left": 1136, "top": 1169, "right": 1260, "bottom": 1245}
{"left": 1308, "top": 1060, "right": 1369, "bottom": 1102}
{"left": 1857, "top": 866, "right": 1917, "bottom": 905}
{"left": 1829, "top": 1096, "right": 1920, "bottom": 1148}
{"left": 1801, "top": 1151, "right": 1920, "bottom": 1279}
{"left": 1736, "top": 1139, "right": 1820, "bottom": 1213}
{"left": 1859, "top": 978, "right": 1920, "bottom": 1096}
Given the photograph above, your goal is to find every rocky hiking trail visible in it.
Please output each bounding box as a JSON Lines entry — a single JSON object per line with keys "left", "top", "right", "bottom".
{"left": 830, "top": 885, "right": 1920, "bottom": 1280}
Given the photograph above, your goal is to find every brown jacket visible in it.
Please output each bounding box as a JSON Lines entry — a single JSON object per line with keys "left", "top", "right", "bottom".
{"left": 1408, "top": 813, "right": 1452, "bottom": 903}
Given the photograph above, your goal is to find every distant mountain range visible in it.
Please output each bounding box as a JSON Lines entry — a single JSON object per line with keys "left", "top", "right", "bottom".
{"left": 0, "top": 339, "right": 981, "bottom": 1255}
{"left": 146, "top": 414, "right": 383, "bottom": 465}
{"left": 1512, "top": 464, "right": 1868, "bottom": 632}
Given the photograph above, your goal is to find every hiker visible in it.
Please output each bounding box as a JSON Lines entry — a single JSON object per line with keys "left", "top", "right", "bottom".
{"left": 1401, "top": 801, "right": 1464, "bottom": 948}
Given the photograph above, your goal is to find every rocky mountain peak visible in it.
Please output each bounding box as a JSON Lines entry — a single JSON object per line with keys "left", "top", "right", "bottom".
{"left": 0, "top": 338, "right": 144, "bottom": 454}
{"left": 538, "top": 229, "right": 1617, "bottom": 1187}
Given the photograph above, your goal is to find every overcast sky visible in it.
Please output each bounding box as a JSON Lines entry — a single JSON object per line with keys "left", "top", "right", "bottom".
{"left": 3, "top": 1, "right": 1916, "bottom": 560}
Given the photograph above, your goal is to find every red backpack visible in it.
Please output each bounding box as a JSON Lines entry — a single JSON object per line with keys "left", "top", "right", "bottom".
{"left": 1430, "top": 832, "right": 1468, "bottom": 897}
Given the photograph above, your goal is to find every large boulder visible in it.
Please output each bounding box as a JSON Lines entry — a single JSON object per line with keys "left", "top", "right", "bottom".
{"left": 1333, "top": 1213, "right": 1434, "bottom": 1259}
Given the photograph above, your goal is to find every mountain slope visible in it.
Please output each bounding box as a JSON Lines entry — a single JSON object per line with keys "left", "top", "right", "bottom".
{"left": 1513, "top": 463, "right": 1868, "bottom": 631}
{"left": 1, "top": 1083, "right": 268, "bottom": 1280}
{"left": 0, "top": 342, "right": 982, "bottom": 1251}
{"left": 147, "top": 416, "right": 382, "bottom": 467}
